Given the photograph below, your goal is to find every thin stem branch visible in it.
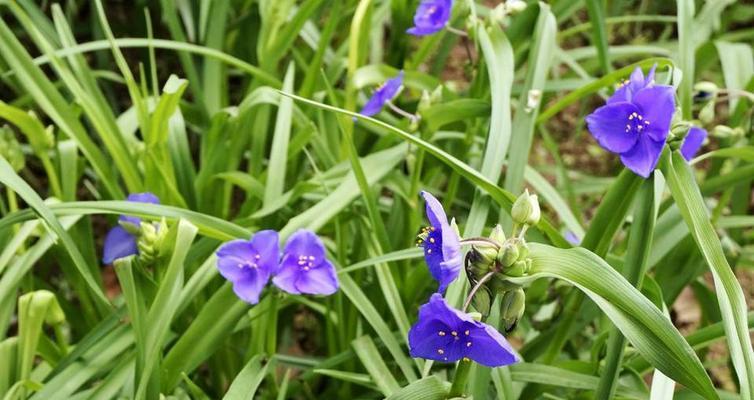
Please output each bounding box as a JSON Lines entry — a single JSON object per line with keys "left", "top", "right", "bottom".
{"left": 459, "top": 237, "right": 501, "bottom": 248}
{"left": 386, "top": 101, "right": 419, "bottom": 123}
{"left": 462, "top": 270, "right": 496, "bottom": 312}
{"left": 446, "top": 25, "right": 468, "bottom": 37}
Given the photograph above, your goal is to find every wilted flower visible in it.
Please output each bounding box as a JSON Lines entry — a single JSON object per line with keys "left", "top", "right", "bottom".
{"left": 417, "top": 191, "right": 462, "bottom": 293}
{"left": 216, "top": 230, "right": 280, "bottom": 304}
{"left": 272, "top": 230, "right": 339, "bottom": 296}
{"left": 586, "top": 66, "right": 676, "bottom": 178}
{"left": 680, "top": 126, "right": 707, "bottom": 161}
{"left": 407, "top": 0, "right": 452, "bottom": 36}
{"left": 102, "top": 192, "right": 160, "bottom": 264}
{"left": 408, "top": 293, "right": 519, "bottom": 367}
{"left": 359, "top": 71, "right": 404, "bottom": 117}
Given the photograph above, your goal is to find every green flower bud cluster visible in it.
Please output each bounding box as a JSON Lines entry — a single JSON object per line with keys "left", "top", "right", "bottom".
{"left": 136, "top": 218, "right": 168, "bottom": 264}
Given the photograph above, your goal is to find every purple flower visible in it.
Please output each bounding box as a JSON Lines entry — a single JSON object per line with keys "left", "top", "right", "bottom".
{"left": 359, "top": 71, "right": 404, "bottom": 117}
{"left": 216, "top": 230, "right": 280, "bottom": 304}
{"left": 102, "top": 192, "right": 160, "bottom": 264}
{"left": 680, "top": 126, "right": 707, "bottom": 161}
{"left": 272, "top": 230, "right": 339, "bottom": 296}
{"left": 407, "top": 0, "right": 452, "bottom": 36}
{"left": 408, "top": 293, "right": 519, "bottom": 367}
{"left": 586, "top": 66, "right": 676, "bottom": 178}
{"left": 418, "top": 191, "right": 462, "bottom": 293}
{"left": 565, "top": 231, "right": 581, "bottom": 246}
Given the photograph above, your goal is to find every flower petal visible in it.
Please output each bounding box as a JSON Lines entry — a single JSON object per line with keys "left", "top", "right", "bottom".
{"left": 407, "top": 0, "right": 451, "bottom": 36}
{"left": 102, "top": 226, "right": 138, "bottom": 264}
{"left": 232, "top": 270, "right": 268, "bottom": 304}
{"left": 251, "top": 230, "right": 280, "bottom": 270}
{"left": 359, "top": 72, "right": 403, "bottom": 116}
{"left": 119, "top": 192, "right": 160, "bottom": 227}
{"left": 619, "top": 135, "right": 665, "bottom": 178}
{"left": 271, "top": 255, "right": 301, "bottom": 295}
{"left": 632, "top": 85, "right": 676, "bottom": 142}
{"left": 216, "top": 240, "right": 255, "bottom": 282}
{"left": 408, "top": 319, "right": 457, "bottom": 361}
{"left": 680, "top": 126, "right": 707, "bottom": 161}
{"left": 282, "top": 230, "right": 326, "bottom": 263}
{"left": 421, "top": 191, "right": 448, "bottom": 228}
{"left": 586, "top": 102, "right": 641, "bottom": 154}
{"left": 293, "top": 260, "right": 339, "bottom": 295}
{"left": 465, "top": 323, "right": 520, "bottom": 367}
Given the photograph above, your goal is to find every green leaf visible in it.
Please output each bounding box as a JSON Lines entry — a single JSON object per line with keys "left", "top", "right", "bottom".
{"left": 510, "top": 243, "right": 717, "bottom": 399}
{"left": 264, "top": 63, "right": 295, "bottom": 207}
{"left": 384, "top": 375, "right": 449, "bottom": 400}
{"left": 352, "top": 335, "right": 401, "bottom": 396}
{"left": 222, "top": 355, "right": 272, "bottom": 400}
{"left": 662, "top": 149, "right": 754, "bottom": 398}
{"left": 0, "top": 158, "right": 109, "bottom": 307}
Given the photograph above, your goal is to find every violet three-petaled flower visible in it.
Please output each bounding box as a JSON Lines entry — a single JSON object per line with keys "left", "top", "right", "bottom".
{"left": 586, "top": 66, "right": 676, "bottom": 178}
{"left": 102, "top": 192, "right": 160, "bottom": 264}
{"left": 359, "top": 71, "right": 404, "bottom": 117}
{"left": 408, "top": 293, "right": 519, "bottom": 367}
{"left": 419, "top": 191, "right": 462, "bottom": 293}
{"left": 216, "top": 230, "right": 280, "bottom": 304}
{"left": 272, "top": 230, "right": 339, "bottom": 296}
{"left": 407, "top": 0, "right": 452, "bottom": 36}
{"left": 680, "top": 126, "right": 707, "bottom": 161}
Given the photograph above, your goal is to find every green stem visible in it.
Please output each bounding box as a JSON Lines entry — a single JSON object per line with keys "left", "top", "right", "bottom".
{"left": 595, "top": 176, "right": 657, "bottom": 399}
{"left": 448, "top": 358, "right": 473, "bottom": 397}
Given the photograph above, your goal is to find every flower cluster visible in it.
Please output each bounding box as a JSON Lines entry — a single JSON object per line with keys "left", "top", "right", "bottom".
{"left": 408, "top": 191, "right": 522, "bottom": 367}
{"left": 102, "top": 192, "right": 163, "bottom": 264}
{"left": 216, "top": 229, "right": 339, "bottom": 305}
{"left": 586, "top": 66, "right": 676, "bottom": 178}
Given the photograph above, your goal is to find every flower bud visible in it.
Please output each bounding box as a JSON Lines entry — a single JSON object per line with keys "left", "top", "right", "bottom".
{"left": 465, "top": 247, "right": 494, "bottom": 282}
{"left": 699, "top": 101, "right": 715, "bottom": 125}
{"left": 506, "top": 0, "right": 528, "bottom": 14}
{"left": 488, "top": 224, "right": 506, "bottom": 244}
{"left": 497, "top": 242, "right": 519, "bottom": 267}
{"left": 512, "top": 189, "right": 541, "bottom": 226}
{"left": 505, "top": 260, "right": 527, "bottom": 277}
{"left": 501, "top": 288, "right": 526, "bottom": 331}
{"left": 525, "top": 89, "right": 542, "bottom": 113}
{"left": 712, "top": 125, "right": 734, "bottom": 139}
{"left": 516, "top": 240, "right": 530, "bottom": 261}
{"left": 693, "top": 81, "right": 718, "bottom": 103}
{"left": 137, "top": 219, "right": 168, "bottom": 263}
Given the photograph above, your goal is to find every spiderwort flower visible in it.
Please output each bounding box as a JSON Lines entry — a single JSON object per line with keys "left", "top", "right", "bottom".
{"left": 102, "top": 192, "right": 160, "bottom": 264}
{"left": 680, "top": 126, "right": 707, "bottom": 161}
{"left": 586, "top": 66, "right": 676, "bottom": 178}
{"left": 272, "top": 230, "right": 339, "bottom": 296}
{"left": 408, "top": 293, "right": 519, "bottom": 367}
{"left": 216, "top": 230, "right": 280, "bottom": 304}
{"left": 359, "top": 71, "right": 404, "bottom": 117}
{"left": 407, "top": 0, "right": 452, "bottom": 36}
{"left": 417, "top": 191, "right": 462, "bottom": 293}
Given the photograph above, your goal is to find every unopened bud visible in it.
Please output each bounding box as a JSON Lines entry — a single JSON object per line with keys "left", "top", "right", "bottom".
{"left": 489, "top": 224, "right": 506, "bottom": 244}
{"left": 505, "top": 260, "right": 527, "bottom": 277}
{"left": 516, "top": 240, "right": 530, "bottom": 261}
{"left": 699, "top": 101, "right": 715, "bottom": 125}
{"left": 693, "top": 81, "right": 718, "bottom": 103}
{"left": 497, "top": 242, "right": 519, "bottom": 267}
{"left": 512, "top": 189, "right": 540, "bottom": 226}
{"left": 501, "top": 288, "right": 526, "bottom": 331}
{"left": 712, "top": 125, "right": 734, "bottom": 139}
{"left": 137, "top": 219, "right": 168, "bottom": 263}
{"left": 506, "top": 0, "right": 528, "bottom": 14}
